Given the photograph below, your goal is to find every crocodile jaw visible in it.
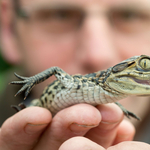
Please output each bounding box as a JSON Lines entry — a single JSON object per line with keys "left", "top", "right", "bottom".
{"left": 106, "top": 76, "right": 150, "bottom": 95}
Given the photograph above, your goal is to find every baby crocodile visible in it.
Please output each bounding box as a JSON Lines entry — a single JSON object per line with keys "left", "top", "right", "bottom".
{"left": 11, "top": 55, "right": 150, "bottom": 119}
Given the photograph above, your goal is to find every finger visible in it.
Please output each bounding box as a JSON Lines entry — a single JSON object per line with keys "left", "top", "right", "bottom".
{"left": 85, "top": 103, "right": 124, "bottom": 148}
{"left": 108, "top": 141, "right": 150, "bottom": 150}
{"left": 0, "top": 107, "right": 51, "bottom": 150}
{"left": 33, "top": 104, "right": 101, "bottom": 150}
{"left": 113, "top": 119, "right": 135, "bottom": 145}
{"left": 59, "top": 137, "right": 105, "bottom": 150}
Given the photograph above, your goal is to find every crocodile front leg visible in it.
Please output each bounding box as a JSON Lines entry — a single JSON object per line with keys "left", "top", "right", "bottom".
{"left": 10, "top": 67, "right": 73, "bottom": 99}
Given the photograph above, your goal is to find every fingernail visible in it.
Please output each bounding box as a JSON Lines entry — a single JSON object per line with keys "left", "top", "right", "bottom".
{"left": 25, "top": 123, "right": 48, "bottom": 135}
{"left": 101, "top": 121, "right": 119, "bottom": 125}
{"left": 99, "top": 121, "right": 119, "bottom": 130}
{"left": 70, "top": 123, "right": 98, "bottom": 135}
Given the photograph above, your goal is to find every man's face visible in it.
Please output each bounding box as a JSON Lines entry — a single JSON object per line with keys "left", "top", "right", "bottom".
{"left": 2, "top": 0, "right": 150, "bottom": 93}
{"left": 16, "top": 0, "right": 150, "bottom": 74}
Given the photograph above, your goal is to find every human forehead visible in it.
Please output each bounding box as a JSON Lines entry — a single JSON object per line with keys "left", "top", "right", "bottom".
{"left": 19, "top": 0, "right": 150, "bottom": 9}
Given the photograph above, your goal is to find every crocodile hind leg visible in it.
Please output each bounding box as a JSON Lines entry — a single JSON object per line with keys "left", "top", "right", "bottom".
{"left": 11, "top": 103, "right": 26, "bottom": 112}
{"left": 115, "top": 102, "right": 140, "bottom": 120}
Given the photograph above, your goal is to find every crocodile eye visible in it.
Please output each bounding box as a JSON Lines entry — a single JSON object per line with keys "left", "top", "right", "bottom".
{"left": 139, "top": 58, "right": 150, "bottom": 70}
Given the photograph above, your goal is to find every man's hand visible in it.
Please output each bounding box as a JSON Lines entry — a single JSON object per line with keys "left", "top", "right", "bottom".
{"left": 59, "top": 137, "right": 150, "bottom": 150}
{"left": 0, "top": 103, "right": 143, "bottom": 150}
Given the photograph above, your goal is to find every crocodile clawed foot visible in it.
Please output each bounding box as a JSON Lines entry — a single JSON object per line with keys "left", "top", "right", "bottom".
{"left": 123, "top": 109, "right": 140, "bottom": 120}
{"left": 10, "top": 73, "right": 36, "bottom": 99}
{"left": 115, "top": 102, "right": 140, "bottom": 120}
{"left": 11, "top": 103, "right": 26, "bottom": 112}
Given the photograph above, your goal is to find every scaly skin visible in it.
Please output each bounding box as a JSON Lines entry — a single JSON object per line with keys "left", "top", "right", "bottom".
{"left": 11, "top": 55, "right": 150, "bottom": 119}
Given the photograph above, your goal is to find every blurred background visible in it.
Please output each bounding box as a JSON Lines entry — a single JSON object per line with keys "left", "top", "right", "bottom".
{"left": 0, "top": 50, "right": 12, "bottom": 94}
{"left": 0, "top": 0, "right": 12, "bottom": 94}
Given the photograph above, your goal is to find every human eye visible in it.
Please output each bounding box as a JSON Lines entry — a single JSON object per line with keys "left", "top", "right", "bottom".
{"left": 32, "top": 8, "right": 83, "bottom": 34}
{"left": 34, "top": 9, "right": 72, "bottom": 21}
{"left": 111, "top": 10, "right": 148, "bottom": 22}
{"left": 109, "top": 8, "right": 150, "bottom": 33}
{"left": 50, "top": 9, "right": 74, "bottom": 20}
{"left": 33, "top": 8, "right": 83, "bottom": 24}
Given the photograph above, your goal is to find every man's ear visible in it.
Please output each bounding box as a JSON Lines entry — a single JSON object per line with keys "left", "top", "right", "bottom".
{"left": 0, "top": 0, "right": 21, "bottom": 65}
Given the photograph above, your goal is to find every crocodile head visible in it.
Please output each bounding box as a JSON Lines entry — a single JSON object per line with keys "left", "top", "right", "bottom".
{"left": 106, "top": 55, "right": 150, "bottom": 95}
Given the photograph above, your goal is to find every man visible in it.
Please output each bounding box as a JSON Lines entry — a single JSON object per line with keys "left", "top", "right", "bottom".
{"left": 0, "top": 0, "right": 150, "bottom": 149}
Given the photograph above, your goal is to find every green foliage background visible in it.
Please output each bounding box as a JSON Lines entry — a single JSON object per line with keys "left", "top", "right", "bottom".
{"left": 0, "top": 52, "right": 12, "bottom": 93}
{"left": 0, "top": 54, "right": 11, "bottom": 72}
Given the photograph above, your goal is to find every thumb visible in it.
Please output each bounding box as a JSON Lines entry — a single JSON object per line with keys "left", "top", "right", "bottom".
{"left": 0, "top": 107, "right": 51, "bottom": 150}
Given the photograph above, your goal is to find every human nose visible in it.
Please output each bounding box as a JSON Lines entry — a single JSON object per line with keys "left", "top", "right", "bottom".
{"left": 77, "top": 14, "right": 119, "bottom": 71}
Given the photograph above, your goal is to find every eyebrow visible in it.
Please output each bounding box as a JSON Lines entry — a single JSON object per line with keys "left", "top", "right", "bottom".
{"left": 110, "top": 3, "right": 150, "bottom": 14}
{"left": 15, "top": 0, "right": 150, "bottom": 17}
{"left": 21, "top": 1, "right": 83, "bottom": 12}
